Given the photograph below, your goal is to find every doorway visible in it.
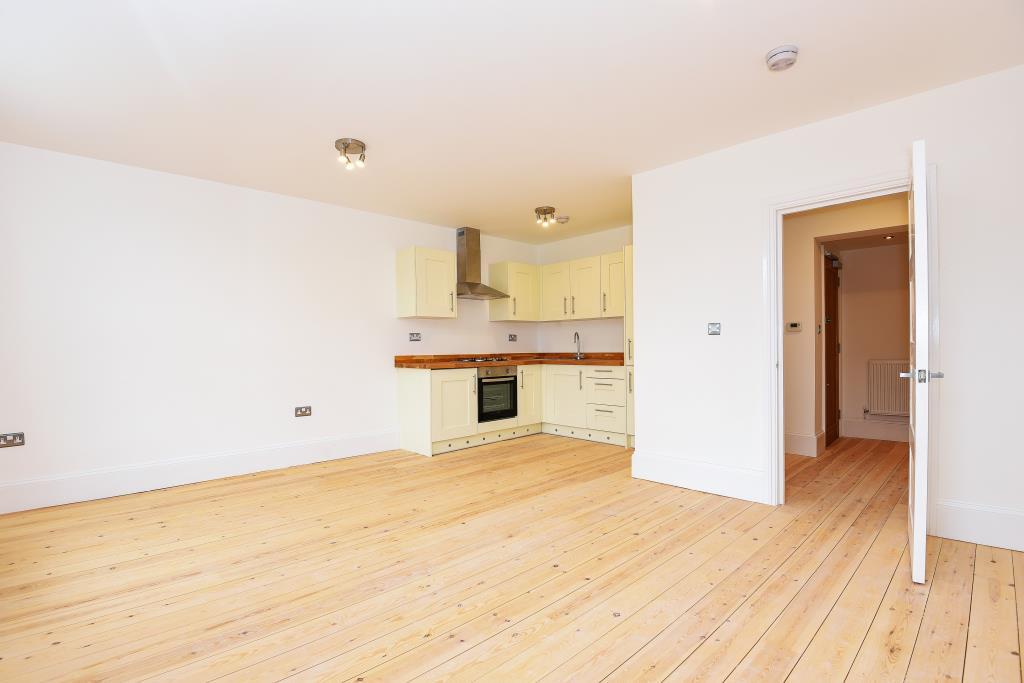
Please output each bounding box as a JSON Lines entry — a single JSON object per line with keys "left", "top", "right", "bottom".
{"left": 824, "top": 252, "right": 840, "bottom": 447}
{"left": 778, "top": 191, "right": 911, "bottom": 500}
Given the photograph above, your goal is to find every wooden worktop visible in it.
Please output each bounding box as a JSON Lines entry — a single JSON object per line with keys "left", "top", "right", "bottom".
{"left": 394, "top": 352, "right": 624, "bottom": 369}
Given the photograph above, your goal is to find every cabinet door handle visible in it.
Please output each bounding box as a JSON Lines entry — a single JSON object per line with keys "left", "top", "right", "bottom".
{"left": 520, "top": 370, "right": 524, "bottom": 389}
{"left": 472, "top": 375, "right": 476, "bottom": 393}
{"left": 513, "top": 297, "right": 517, "bottom": 316}
{"left": 629, "top": 370, "right": 633, "bottom": 393}
{"left": 628, "top": 338, "right": 632, "bottom": 360}
{"left": 603, "top": 292, "right": 607, "bottom": 311}
{"left": 578, "top": 370, "right": 582, "bottom": 390}
{"left": 563, "top": 297, "right": 567, "bottom": 315}
{"left": 595, "top": 408, "right": 614, "bottom": 414}
{"left": 594, "top": 382, "right": 614, "bottom": 386}
{"left": 595, "top": 369, "right": 613, "bottom": 373}
{"left": 571, "top": 296, "right": 576, "bottom": 315}
{"left": 449, "top": 292, "right": 454, "bottom": 312}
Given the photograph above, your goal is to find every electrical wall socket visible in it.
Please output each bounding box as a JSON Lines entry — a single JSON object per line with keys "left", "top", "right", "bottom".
{"left": 508, "top": 334, "right": 517, "bottom": 342}
{"left": 409, "top": 332, "right": 422, "bottom": 342}
{"left": 0, "top": 432, "right": 25, "bottom": 448}
{"left": 294, "top": 406, "right": 312, "bottom": 417}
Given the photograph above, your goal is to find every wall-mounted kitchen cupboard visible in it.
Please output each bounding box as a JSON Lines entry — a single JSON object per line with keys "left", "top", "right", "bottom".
{"left": 600, "top": 251, "right": 625, "bottom": 318}
{"left": 541, "top": 262, "right": 572, "bottom": 320}
{"left": 537, "top": 250, "right": 627, "bottom": 321}
{"left": 396, "top": 247, "right": 457, "bottom": 318}
{"left": 488, "top": 262, "right": 540, "bottom": 321}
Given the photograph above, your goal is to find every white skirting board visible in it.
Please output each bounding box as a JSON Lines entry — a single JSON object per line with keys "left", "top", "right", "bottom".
{"left": 840, "top": 418, "right": 909, "bottom": 442}
{"left": 632, "top": 449, "right": 770, "bottom": 504}
{"left": 0, "top": 430, "right": 399, "bottom": 514}
{"left": 784, "top": 431, "right": 824, "bottom": 457}
{"left": 933, "top": 499, "right": 1024, "bottom": 552}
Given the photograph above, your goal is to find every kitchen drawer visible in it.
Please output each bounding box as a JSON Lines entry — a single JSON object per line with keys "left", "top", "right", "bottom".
{"left": 586, "top": 404, "right": 626, "bottom": 432}
{"left": 584, "top": 366, "right": 625, "bottom": 380}
{"left": 584, "top": 377, "right": 626, "bottom": 406}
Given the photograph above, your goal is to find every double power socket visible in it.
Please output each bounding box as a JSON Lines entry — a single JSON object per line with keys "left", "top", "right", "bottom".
{"left": 0, "top": 432, "right": 25, "bottom": 448}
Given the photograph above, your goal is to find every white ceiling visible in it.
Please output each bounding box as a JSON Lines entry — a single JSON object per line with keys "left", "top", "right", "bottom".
{"left": 2, "top": 2, "right": 1022, "bottom": 243}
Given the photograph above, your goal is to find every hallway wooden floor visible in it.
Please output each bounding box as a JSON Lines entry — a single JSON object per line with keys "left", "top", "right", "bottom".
{"left": 0, "top": 436, "right": 1020, "bottom": 682}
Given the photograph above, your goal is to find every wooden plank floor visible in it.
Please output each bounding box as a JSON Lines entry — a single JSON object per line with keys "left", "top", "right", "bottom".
{"left": 0, "top": 435, "right": 1020, "bottom": 682}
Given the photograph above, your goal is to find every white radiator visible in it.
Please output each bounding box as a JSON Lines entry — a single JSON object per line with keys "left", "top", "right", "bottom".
{"left": 867, "top": 359, "right": 911, "bottom": 417}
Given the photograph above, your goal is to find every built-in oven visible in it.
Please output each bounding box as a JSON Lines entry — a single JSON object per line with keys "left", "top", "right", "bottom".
{"left": 477, "top": 365, "right": 518, "bottom": 423}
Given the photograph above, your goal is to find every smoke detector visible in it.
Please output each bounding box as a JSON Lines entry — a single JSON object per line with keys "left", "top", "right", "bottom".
{"left": 766, "top": 45, "right": 799, "bottom": 72}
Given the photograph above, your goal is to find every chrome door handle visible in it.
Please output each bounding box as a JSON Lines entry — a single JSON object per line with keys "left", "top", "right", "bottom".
{"left": 898, "top": 371, "right": 913, "bottom": 379}
{"left": 578, "top": 370, "right": 582, "bottom": 390}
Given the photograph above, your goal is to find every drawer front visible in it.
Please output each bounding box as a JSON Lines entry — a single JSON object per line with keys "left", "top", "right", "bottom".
{"left": 587, "top": 404, "right": 626, "bottom": 432}
{"left": 584, "top": 365, "right": 625, "bottom": 380}
{"left": 584, "top": 377, "right": 626, "bottom": 407}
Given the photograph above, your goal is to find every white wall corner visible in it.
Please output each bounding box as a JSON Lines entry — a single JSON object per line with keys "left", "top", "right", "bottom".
{"left": 632, "top": 449, "right": 770, "bottom": 504}
{"left": 0, "top": 431, "right": 400, "bottom": 514}
{"left": 933, "top": 499, "right": 1024, "bottom": 552}
{"left": 784, "top": 432, "right": 824, "bottom": 457}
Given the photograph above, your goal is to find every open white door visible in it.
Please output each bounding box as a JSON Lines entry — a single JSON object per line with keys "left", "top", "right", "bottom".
{"left": 904, "top": 140, "right": 940, "bottom": 584}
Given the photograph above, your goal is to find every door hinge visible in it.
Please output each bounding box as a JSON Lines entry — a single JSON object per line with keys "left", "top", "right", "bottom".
{"left": 837, "top": 343, "right": 841, "bottom": 353}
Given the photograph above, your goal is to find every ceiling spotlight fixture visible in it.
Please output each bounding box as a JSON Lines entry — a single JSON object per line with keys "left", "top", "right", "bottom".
{"left": 765, "top": 44, "right": 799, "bottom": 72}
{"left": 335, "top": 138, "right": 367, "bottom": 171}
{"left": 535, "top": 206, "right": 556, "bottom": 228}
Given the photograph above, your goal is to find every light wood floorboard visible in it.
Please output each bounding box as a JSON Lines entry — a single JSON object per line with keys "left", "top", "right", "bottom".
{"left": 0, "top": 435, "right": 1019, "bottom": 681}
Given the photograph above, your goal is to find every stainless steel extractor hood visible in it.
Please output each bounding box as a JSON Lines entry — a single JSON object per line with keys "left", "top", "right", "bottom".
{"left": 456, "top": 227, "right": 509, "bottom": 300}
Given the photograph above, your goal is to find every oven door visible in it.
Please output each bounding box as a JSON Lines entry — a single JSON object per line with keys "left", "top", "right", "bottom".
{"left": 477, "top": 376, "right": 517, "bottom": 423}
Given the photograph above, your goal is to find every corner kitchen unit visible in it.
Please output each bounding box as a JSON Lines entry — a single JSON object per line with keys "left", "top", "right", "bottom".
{"left": 396, "top": 353, "right": 631, "bottom": 456}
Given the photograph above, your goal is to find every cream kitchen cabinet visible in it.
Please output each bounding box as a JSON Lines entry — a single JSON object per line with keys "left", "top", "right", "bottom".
{"left": 623, "top": 245, "right": 634, "bottom": 364}
{"left": 542, "top": 365, "right": 587, "bottom": 427}
{"left": 541, "top": 262, "right": 571, "bottom": 321}
{"left": 396, "top": 247, "right": 457, "bottom": 318}
{"left": 429, "top": 368, "right": 478, "bottom": 441}
{"left": 489, "top": 262, "right": 540, "bottom": 321}
{"left": 600, "top": 250, "right": 625, "bottom": 318}
{"left": 626, "top": 366, "right": 635, "bottom": 436}
{"left": 517, "top": 365, "right": 542, "bottom": 425}
{"left": 540, "top": 251, "right": 624, "bottom": 321}
{"left": 569, "top": 256, "right": 602, "bottom": 319}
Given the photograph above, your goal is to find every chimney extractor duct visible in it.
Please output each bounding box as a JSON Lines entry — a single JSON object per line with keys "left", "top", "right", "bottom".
{"left": 456, "top": 227, "right": 509, "bottom": 300}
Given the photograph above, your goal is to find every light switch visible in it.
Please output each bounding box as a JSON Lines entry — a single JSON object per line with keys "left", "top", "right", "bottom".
{"left": 707, "top": 322, "right": 721, "bottom": 335}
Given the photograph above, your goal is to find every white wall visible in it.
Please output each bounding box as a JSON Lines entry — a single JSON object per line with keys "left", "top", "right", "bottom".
{"left": 782, "top": 195, "right": 907, "bottom": 455}
{"left": 838, "top": 244, "right": 910, "bottom": 441}
{"left": 0, "top": 143, "right": 540, "bottom": 511}
{"left": 631, "top": 64, "right": 1024, "bottom": 551}
{"left": 0, "top": 142, "right": 632, "bottom": 512}
{"left": 534, "top": 226, "right": 631, "bottom": 353}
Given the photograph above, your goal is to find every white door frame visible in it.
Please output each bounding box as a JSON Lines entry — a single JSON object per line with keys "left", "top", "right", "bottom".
{"left": 766, "top": 172, "right": 910, "bottom": 505}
